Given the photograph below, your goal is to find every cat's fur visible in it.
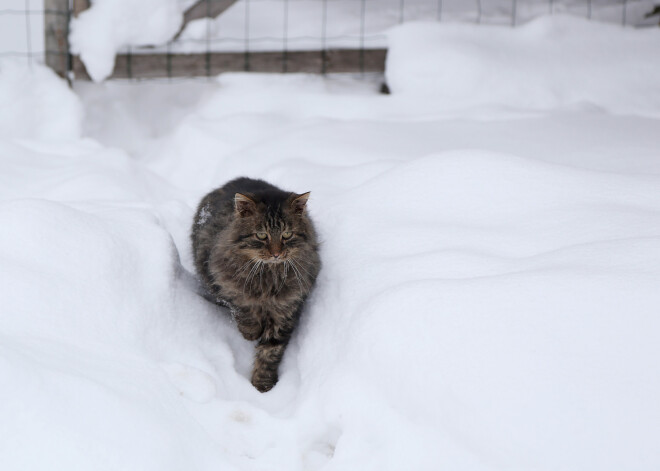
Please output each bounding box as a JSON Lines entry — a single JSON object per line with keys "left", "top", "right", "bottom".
{"left": 191, "top": 177, "right": 320, "bottom": 392}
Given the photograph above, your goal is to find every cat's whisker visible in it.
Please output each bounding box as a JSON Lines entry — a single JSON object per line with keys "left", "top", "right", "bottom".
{"left": 251, "top": 260, "right": 264, "bottom": 292}
{"left": 236, "top": 257, "right": 259, "bottom": 278}
{"left": 243, "top": 260, "right": 261, "bottom": 294}
{"left": 275, "top": 261, "right": 289, "bottom": 294}
{"left": 234, "top": 257, "right": 257, "bottom": 279}
{"left": 241, "top": 262, "right": 253, "bottom": 293}
{"left": 288, "top": 260, "right": 307, "bottom": 294}
{"left": 289, "top": 258, "right": 311, "bottom": 291}
{"left": 290, "top": 257, "right": 313, "bottom": 280}
{"left": 245, "top": 263, "right": 256, "bottom": 293}
{"left": 258, "top": 261, "right": 265, "bottom": 288}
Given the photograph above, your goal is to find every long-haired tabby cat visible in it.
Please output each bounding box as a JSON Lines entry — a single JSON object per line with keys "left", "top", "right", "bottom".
{"left": 191, "top": 177, "right": 321, "bottom": 392}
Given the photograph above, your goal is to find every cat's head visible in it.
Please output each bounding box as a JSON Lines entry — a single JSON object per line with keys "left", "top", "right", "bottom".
{"left": 231, "top": 191, "right": 315, "bottom": 263}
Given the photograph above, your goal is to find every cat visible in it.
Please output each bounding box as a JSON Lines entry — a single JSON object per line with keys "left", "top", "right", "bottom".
{"left": 191, "top": 177, "right": 321, "bottom": 392}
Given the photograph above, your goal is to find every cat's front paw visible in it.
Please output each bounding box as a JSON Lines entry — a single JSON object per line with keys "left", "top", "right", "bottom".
{"left": 251, "top": 370, "right": 278, "bottom": 393}
{"left": 238, "top": 321, "right": 264, "bottom": 341}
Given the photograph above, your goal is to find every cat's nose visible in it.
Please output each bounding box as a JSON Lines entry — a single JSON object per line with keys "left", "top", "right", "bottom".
{"left": 271, "top": 252, "right": 280, "bottom": 259}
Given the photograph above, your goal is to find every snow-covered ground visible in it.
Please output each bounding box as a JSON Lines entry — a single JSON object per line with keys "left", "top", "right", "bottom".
{"left": 2, "top": 15, "right": 660, "bottom": 471}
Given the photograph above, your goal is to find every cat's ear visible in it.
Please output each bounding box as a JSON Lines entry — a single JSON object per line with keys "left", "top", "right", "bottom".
{"left": 290, "top": 192, "right": 310, "bottom": 215}
{"left": 235, "top": 193, "right": 256, "bottom": 217}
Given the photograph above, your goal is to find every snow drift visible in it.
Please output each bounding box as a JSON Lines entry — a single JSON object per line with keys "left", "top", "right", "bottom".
{"left": 386, "top": 16, "right": 660, "bottom": 115}
{"left": 0, "top": 60, "right": 82, "bottom": 140}
{"left": 69, "top": 0, "right": 184, "bottom": 82}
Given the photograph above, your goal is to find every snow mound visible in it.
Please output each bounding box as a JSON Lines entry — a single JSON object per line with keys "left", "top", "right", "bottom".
{"left": 0, "top": 61, "right": 82, "bottom": 140}
{"left": 0, "top": 198, "right": 245, "bottom": 470}
{"left": 303, "top": 151, "right": 660, "bottom": 470}
{"left": 386, "top": 15, "right": 660, "bottom": 115}
{"left": 0, "top": 199, "right": 195, "bottom": 350}
{"left": 69, "top": 0, "right": 184, "bottom": 82}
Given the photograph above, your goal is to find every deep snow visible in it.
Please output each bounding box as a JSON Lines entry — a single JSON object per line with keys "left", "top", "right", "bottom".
{"left": 2, "top": 15, "right": 660, "bottom": 471}
{"left": 387, "top": 16, "right": 660, "bottom": 115}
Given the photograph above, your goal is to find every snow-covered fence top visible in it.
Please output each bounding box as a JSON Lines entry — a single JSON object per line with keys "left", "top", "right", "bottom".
{"left": 11, "top": 0, "right": 657, "bottom": 81}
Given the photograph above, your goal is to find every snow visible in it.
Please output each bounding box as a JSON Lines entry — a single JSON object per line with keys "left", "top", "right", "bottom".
{"left": 69, "top": 0, "right": 185, "bottom": 81}
{"left": 386, "top": 16, "right": 660, "bottom": 115}
{"left": 0, "top": 60, "right": 82, "bottom": 139}
{"left": 3, "top": 13, "right": 660, "bottom": 471}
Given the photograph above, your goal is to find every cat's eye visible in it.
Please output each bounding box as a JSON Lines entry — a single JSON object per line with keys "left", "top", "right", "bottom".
{"left": 256, "top": 232, "right": 268, "bottom": 240}
{"left": 282, "top": 231, "right": 293, "bottom": 240}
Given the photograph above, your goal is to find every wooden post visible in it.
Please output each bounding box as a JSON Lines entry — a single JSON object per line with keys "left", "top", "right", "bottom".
{"left": 174, "top": 0, "right": 240, "bottom": 40}
{"left": 43, "top": 0, "right": 70, "bottom": 78}
{"left": 73, "top": 0, "right": 90, "bottom": 16}
{"left": 44, "top": 0, "right": 91, "bottom": 79}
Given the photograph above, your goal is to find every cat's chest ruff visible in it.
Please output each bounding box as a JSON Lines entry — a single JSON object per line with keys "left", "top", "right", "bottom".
{"left": 225, "top": 262, "right": 296, "bottom": 293}
{"left": 241, "top": 284, "right": 300, "bottom": 307}
{"left": 236, "top": 295, "right": 299, "bottom": 326}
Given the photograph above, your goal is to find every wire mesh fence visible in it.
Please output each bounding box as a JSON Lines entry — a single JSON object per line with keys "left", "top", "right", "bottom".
{"left": 1, "top": 0, "right": 657, "bottom": 80}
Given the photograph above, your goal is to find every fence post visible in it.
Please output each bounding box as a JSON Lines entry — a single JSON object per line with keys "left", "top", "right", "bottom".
{"left": 44, "top": 0, "right": 70, "bottom": 78}
{"left": 73, "top": 0, "right": 90, "bottom": 16}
